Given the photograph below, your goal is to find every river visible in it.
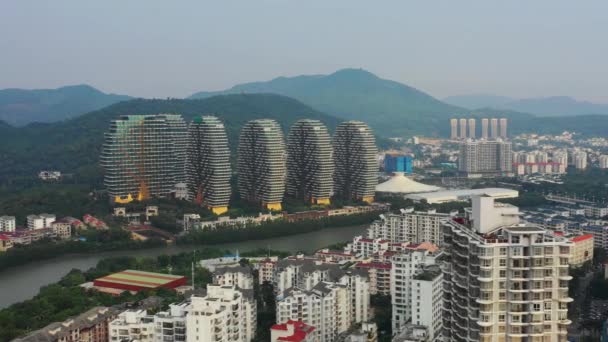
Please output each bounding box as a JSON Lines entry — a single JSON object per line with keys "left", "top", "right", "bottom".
{"left": 0, "top": 224, "right": 366, "bottom": 308}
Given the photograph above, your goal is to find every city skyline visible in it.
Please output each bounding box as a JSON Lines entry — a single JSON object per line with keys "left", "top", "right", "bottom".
{"left": 1, "top": 1, "right": 608, "bottom": 102}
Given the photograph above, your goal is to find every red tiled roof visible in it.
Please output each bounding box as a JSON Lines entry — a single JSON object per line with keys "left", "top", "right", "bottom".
{"left": 271, "top": 320, "right": 315, "bottom": 342}
{"left": 571, "top": 234, "right": 593, "bottom": 242}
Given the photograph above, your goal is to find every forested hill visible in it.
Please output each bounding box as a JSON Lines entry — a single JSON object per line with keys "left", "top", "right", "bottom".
{"left": 188, "top": 68, "right": 608, "bottom": 138}
{"left": 190, "top": 68, "right": 462, "bottom": 137}
{"left": 0, "top": 94, "right": 342, "bottom": 182}
{"left": 0, "top": 85, "right": 132, "bottom": 126}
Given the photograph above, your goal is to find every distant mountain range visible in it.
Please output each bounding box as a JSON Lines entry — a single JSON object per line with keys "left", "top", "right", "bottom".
{"left": 0, "top": 85, "right": 131, "bottom": 126}
{"left": 443, "top": 94, "right": 608, "bottom": 117}
{"left": 190, "top": 68, "right": 461, "bottom": 137}
{"left": 2, "top": 88, "right": 608, "bottom": 182}
{"left": 0, "top": 94, "right": 341, "bottom": 180}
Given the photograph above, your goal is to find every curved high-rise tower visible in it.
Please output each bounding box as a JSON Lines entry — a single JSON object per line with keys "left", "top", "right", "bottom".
{"left": 286, "top": 119, "right": 333, "bottom": 205}
{"left": 237, "top": 119, "right": 286, "bottom": 210}
{"left": 186, "top": 116, "right": 232, "bottom": 215}
{"left": 101, "top": 114, "right": 187, "bottom": 203}
{"left": 333, "top": 121, "right": 378, "bottom": 203}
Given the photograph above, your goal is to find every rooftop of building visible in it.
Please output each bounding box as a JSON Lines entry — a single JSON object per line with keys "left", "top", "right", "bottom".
{"left": 413, "top": 265, "right": 442, "bottom": 281}
{"left": 375, "top": 172, "right": 442, "bottom": 194}
{"left": 94, "top": 269, "right": 186, "bottom": 289}
{"left": 14, "top": 307, "right": 118, "bottom": 342}
{"left": 271, "top": 320, "right": 315, "bottom": 342}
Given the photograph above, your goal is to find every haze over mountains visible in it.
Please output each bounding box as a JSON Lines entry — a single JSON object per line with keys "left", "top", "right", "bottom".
{"left": 0, "top": 85, "right": 131, "bottom": 126}
{"left": 2, "top": 68, "right": 608, "bottom": 141}
{"left": 190, "top": 68, "right": 461, "bottom": 137}
{"left": 444, "top": 94, "right": 608, "bottom": 117}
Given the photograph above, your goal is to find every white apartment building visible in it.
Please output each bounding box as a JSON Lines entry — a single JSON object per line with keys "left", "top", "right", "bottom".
{"left": 367, "top": 208, "right": 452, "bottom": 246}
{"left": 599, "top": 155, "right": 608, "bottom": 169}
{"left": 153, "top": 302, "right": 188, "bottom": 342}
{"left": 458, "top": 139, "right": 512, "bottom": 178}
{"left": 574, "top": 151, "right": 587, "bottom": 170}
{"left": 274, "top": 258, "right": 370, "bottom": 320}
{"left": 256, "top": 258, "right": 277, "bottom": 285}
{"left": 276, "top": 283, "right": 351, "bottom": 342}
{"left": 274, "top": 258, "right": 370, "bottom": 342}
{"left": 186, "top": 285, "right": 256, "bottom": 342}
{"left": 442, "top": 197, "right": 573, "bottom": 342}
{"left": 390, "top": 250, "right": 442, "bottom": 335}
{"left": 26, "top": 213, "right": 56, "bottom": 230}
{"left": 109, "top": 309, "right": 154, "bottom": 342}
{"left": 410, "top": 266, "right": 443, "bottom": 342}
{"left": 0, "top": 216, "right": 16, "bottom": 232}
{"left": 212, "top": 265, "right": 254, "bottom": 289}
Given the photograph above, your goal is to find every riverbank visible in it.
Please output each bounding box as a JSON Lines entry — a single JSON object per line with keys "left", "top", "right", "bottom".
{"left": 0, "top": 224, "right": 367, "bottom": 308}
{"left": 0, "top": 212, "right": 378, "bottom": 273}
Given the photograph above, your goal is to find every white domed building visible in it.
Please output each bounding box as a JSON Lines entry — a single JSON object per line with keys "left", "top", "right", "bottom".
{"left": 375, "top": 172, "right": 442, "bottom": 195}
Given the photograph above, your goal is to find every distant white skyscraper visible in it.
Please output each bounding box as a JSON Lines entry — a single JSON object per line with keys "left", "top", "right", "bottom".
{"left": 468, "top": 118, "right": 476, "bottom": 138}
{"left": 499, "top": 118, "right": 508, "bottom": 138}
{"left": 481, "top": 118, "right": 489, "bottom": 139}
{"left": 600, "top": 155, "right": 608, "bottom": 169}
{"left": 458, "top": 139, "right": 513, "bottom": 177}
{"left": 459, "top": 119, "right": 467, "bottom": 139}
{"left": 450, "top": 119, "right": 458, "bottom": 139}
{"left": 574, "top": 152, "right": 588, "bottom": 170}
{"left": 490, "top": 118, "right": 499, "bottom": 139}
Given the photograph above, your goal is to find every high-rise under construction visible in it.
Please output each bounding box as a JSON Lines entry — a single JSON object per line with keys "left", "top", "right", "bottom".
{"left": 237, "top": 119, "right": 287, "bottom": 210}
{"left": 286, "top": 119, "right": 333, "bottom": 205}
{"left": 186, "top": 116, "right": 232, "bottom": 215}
{"left": 101, "top": 114, "right": 188, "bottom": 203}
{"left": 333, "top": 121, "right": 378, "bottom": 203}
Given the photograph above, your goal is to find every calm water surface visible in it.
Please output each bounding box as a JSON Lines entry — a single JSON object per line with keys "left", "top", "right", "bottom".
{"left": 0, "top": 224, "right": 365, "bottom": 308}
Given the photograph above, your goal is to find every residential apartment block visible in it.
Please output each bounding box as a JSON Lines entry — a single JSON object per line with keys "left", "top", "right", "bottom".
{"left": 367, "top": 208, "right": 452, "bottom": 246}
{"left": 442, "top": 196, "right": 573, "bottom": 342}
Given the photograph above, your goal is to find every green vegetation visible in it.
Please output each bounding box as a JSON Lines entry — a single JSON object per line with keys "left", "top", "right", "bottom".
{"left": 190, "top": 68, "right": 460, "bottom": 137}
{"left": 517, "top": 168, "right": 608, "bottom": 200}
{"left": 0, "top": 84, "right": 131, "bottom": 126}
{"left": 0, "top": 183, "right": 109, "bottom": 224}
{"left": 190, "top": 68, "right": 608, "bottom": 138}
{"left": 178, "top": 212, "right": 379, "bottom": 246}
{"left": 0, "top": 229, "right": 164, "bottom": 272}
{"left": 376, "top": 194, "right": 467, "bottom": 214}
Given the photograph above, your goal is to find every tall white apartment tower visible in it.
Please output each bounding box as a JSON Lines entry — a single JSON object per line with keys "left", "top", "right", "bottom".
{"left": 490, "top": 118, "right": 499, "bottom": 139}
{"left": 599, "top": 155, "right": 608, "bottom": 169}
{"left": 468, "top": 118, "right": 476, "bottom": 139}
{"left": 481, "top": 118, "right": 489, "bottom": 139}
{"left": 390, "top": 250, "right": 442, "bottom": 336}
{"left": 574, "top": 152, "right": 588, "bottom": 170}
{"left": 499, "top": 118, "right": 508, "bottom": 138}
{"left": 459, "top": 119, "right": 468, "bottom": 139}
{"left": 450, "top": 119, "right": 458, "bottom": 140}
{"left": 442, "top": 196, "right": 573, "bottom": 342}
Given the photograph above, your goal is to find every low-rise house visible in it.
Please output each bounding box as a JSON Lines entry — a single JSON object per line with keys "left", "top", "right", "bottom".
{"left": 13, "top": 307, "right": 118, "bottom": 342}
{"left": 51, "top": 220, "right": 72, "bottom": 240}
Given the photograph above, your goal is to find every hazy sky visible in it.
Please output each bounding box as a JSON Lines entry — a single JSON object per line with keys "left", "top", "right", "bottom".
{"left": 1, "top": 1, "right": 607, "bottom": 102}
